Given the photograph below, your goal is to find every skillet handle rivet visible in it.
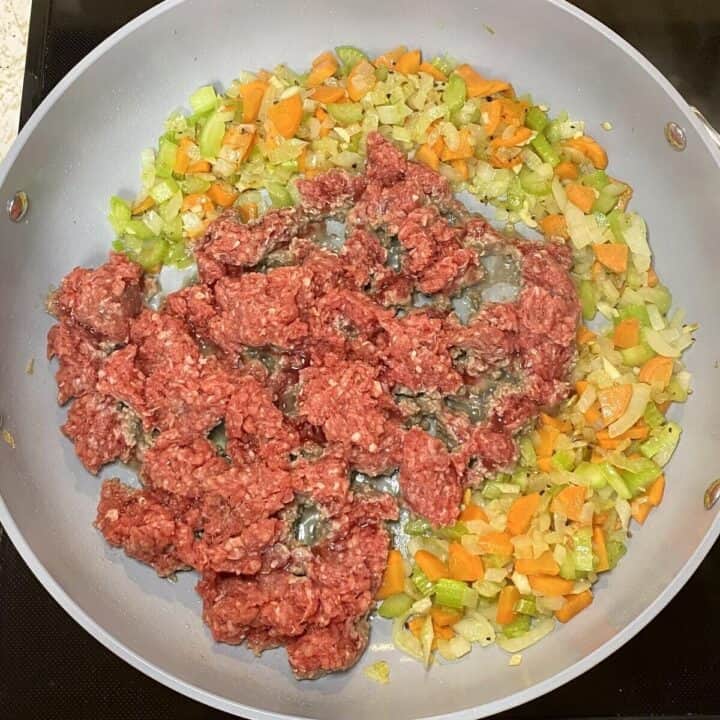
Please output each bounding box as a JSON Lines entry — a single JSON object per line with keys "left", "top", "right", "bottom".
{"left": 664, "top": 122, "right": 686, "bottom": 151}
{"left": 6, "top": 191, "right": 29, "bottom": 222}
{"left": 704, "top": 478, "right": 720, "bottom": 510}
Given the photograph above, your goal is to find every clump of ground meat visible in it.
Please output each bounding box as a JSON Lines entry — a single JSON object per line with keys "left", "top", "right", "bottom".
{"left": 48, "top": 132, "right": 578, "bottom": 679}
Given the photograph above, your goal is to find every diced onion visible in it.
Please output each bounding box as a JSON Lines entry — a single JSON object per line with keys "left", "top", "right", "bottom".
{"left": 608, "top": 382, "right": 651, "bottom": 437}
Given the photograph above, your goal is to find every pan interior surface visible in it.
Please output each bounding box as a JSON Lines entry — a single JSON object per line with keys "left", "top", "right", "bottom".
{"left": 1, "top": 1, "right": 719, "bottom": 718}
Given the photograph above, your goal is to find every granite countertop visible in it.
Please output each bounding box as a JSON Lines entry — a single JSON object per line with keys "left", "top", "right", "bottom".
{"left": 0, "top": 0, "right": 30, "bottom": 162}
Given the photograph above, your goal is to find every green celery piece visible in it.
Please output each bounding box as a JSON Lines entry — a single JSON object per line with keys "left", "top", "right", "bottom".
{"left": 607, "top": 540, "right": 627, "bottom": 569}
{"left": 124, "top": 218, "right": 155, "bottom": 241}
{"left": 111, "top": 238, "right": 125, "bottom": 252}
{"left": 335, "top": 45, "right": 368, "bottom": 74}
{"left": 326, "top": 102, "right": 364, "bottom": 125}
{"left": 579, "top": 279, "right": 597, "bottom": 321}
{"left": 405, "top": 517, "right": 432, "bottom": 536}
{"left": 411, "top": 567, "right": 435, "bottom": 597}
{"left": 377, "top": 103, "right": 412, "bottom": 125}
{"left": 435, "top": 578, "right": 477, "bottom": 609}
{"left": 483, "top": 554, "right": 511, "bottom": 569}
{"left": 599, "top": 462, "right": 632, "bottom": 500}
{"left": 644, "top": 285, "right": 672, "bottom": 314}
{"left": 640, "top": 422, "right": 682, "bottom": 466}
{"left": 266, "top": 182, "right": 294, "bottom": 208}
{"left": 552, "top": 449, "right": 575, "bottom": 472}
{"left": 482, "top": 482, "right": 504, "bottom": 500}
{"left": 580, "top": 170, "right": 610, "bottom": 190}
{"left": 530, "top": 133, "right": 560, "bottom": 166}
{"left": 199, "top": 111, "right": 226, "bottom": 159}
{"left": 134, "top": 237, "right": 168, "bottom": 272}
{"left": 518, "top": 166, "right": 552, "bottom": 195}
{"left": 573, "top": 527, "right": 594, "bottom": 572}
{"left": 511, "top": 469, "right": 529, "bottom": 491}
{"left": 451, "top": 103, "right": 482, "bottom": 127}
{"left": 164, "top": 216, "right": 184, "bottom": 241}
{"left": 514, "top": 595, "right": 538, "bottom": 617}
{"left": 502, "top": 615, "right": 531, "bottom": 638}
{"left": 666, "top": 377, "right": 688, "bottom": 403}
{"left": 593, "top": 187, "right": 620, "bottom": 214}
{"left": 620, "top": 343, "right": 656, "bottom": 367}
{"left": 189, "top": 85, "right": 218, "bottom": 115}
{"left": 506, "top": 176, "right": 524, "bottom": 211}
{"left": 519, "top": 436, "right": 537, "bottom": 467}
{"left": 430, "top": 54, "right": 457, "bottom": 76}
{"left": 525, "top": 106, "right": 549, "bottom": 132}
{"left": 559, "top": 551, "right": 576, "bottom": 580}
{"left": 375, "top": 65, "right": 389, "bottom": 81}
{"left": 608, "top": 208, "right": 632, "bottom": 243}
{"left": 155, "top": 138, "right": 179, "bottom": 179}
{"left": 574, "top": 462, "right": 607, "bottom": 489}
{"left": 620, "top": 456, "right": 662, "bottom": 497}
{"left": 435, "top": 522, "right": 469, "bottom": 541}
{"left": 166, "top": 241, "right": 193, "bottom": 268}
{"left": 150, "top": 178, "right": 180, "bottom": 205}
{"left": 444, "top": 74, "right": 467, "bottom": 112}
{"left": 618, "top": 304, "right": 650, "bottom": 326}
{"left": 378, "top": 593, "right": 414, "bottom": 619}
{"left": 643, "top": 402, "right": 666, "bottom": 429}
{"left": 108, "top": 196, "right": 131, "bottom": 235}
{"left": 181, "top": 176, "right": 212, "bottom": 195}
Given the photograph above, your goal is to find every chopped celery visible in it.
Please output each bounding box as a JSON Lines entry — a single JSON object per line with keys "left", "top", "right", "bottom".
{"left": 124, "top": 218, "right": 155, "bottom": 241}
{"left": 483, "top": 554, "right": 512, "bottom": 569}
{"left": 160, "top": 192, "right": 183, "bottom": 223}
{"left": 620, "top": 343, "right": 656, "bottom": 367}
{"left": 108, "top": 196, "right": 131, "bottom": 234}
{"left": 579, "top": 279, "right": 597, "bottom": 321}
{"left": 666, "top": 377, "right": 688, "bottom": 402}
{"left": 519, "top": 436, "right": 537, "bottom": 467}
{"left": 618, "top": 304, "right": 650, "bottom": 326}
{"left": 502, "top": 615, "right": 531, "bottom": 639}
{"left": 574, "top": 462, "right": 607, "bottom": 489}
{"left": 607, "top": 540, "right": 627, "bottom": 569}
{"left": 149, "top": 178, "right": 179, "bottom": 205}
{"left": 111, "top": 238, "right": 124, "bottom": 252}
{"left": 266, "top": 182, "right": 294, "bottom": 208}
{"left": 552, "top": 449, "right": 575, "bottom": 472}
{"left": 451, "top": 103, "right": 482, "bottom": 127}
{"left": 411, "top": 566, "right": 435, "bottom": 597}
{"left": 644, "top": 402, "right": 666, "bottom": 429}
{"left": 430, "top": 54, "right": 457, "bottom": 76}
{"left": 580, "top": 170, "right": 610, "bottom": 190}
{"left": 473, "top": 579, "right": 502, "bottom": 598}
{"left": 199, "top": 111, "right": 226, "bottom": 159}
{"left": 444, "top": 74, "right": 467, "bottom": 112}
{"left": 327, "top": 102, "right": 364, "bottom": 125}
{"left": 506, "top": 176, "right": 524, "bottom": 211}
{"left": 374, "top": 65, "right": 389, "bottom": 81}
{"left": 514, "top": 595, "right": 538, "bottom": 617}
{"left": 435, "top": 578, "right": 478, "bottom": 610}
{"left": 518, "top": 166, "right": 551, "bottom": 195}
{"left": 181, "top": 176, "right": 212, "bottom": 195}
{"left": 482, "top": 482, "right": 507, "bottom": 500}
{"left": 142, "top": 209, "right": 164, "bottom": 236}
{"left": 530, "top": 133, "right": 560, "bottom": 167}
{"left": 599, "top": 462, "right": 632, "bottom": 500}
{"left": 377, "top": 103, "right": 412, "bottom": 125}
{"left": 133, "top": 237, "right": 168, "bottom": 272}
{"left": 593, "top": 188, "right": 620, "bottom": 214}
{"left": 378, "top": 593, "right": 414, "bottom": 619}
{"left": 640, "top": 422, "right": 681, "bottom": 466}
{"left": 363, "top": 660, "right": 390, "bottom": 685}
{"left": 573, "top": 527, "right": 594, "bottom": 572}
{"left": 166, "top": 240, "right": 191, "bottom": 267}
{"left": 608, "top": 208, "right": 632, "bottom": 243}
{"left": 619, "top": 456, "right": 662, "bottom": 497}
{"left": 189, "top": 85, "right": 218, "bottom": 115}
{"left": 644, "top": 285, "right": 673, "bottom": 314}
{"left": 559, "top": 551, "right": 576, "bottom": 580}
{"left": 511, "top": 469, "right": 529, "bottom": 492}
{"left": 525, "top": 106, "right": 549, "bottom": 132}
{"left": 335, "top": 45, "right": 368, "bottom": 74}
{"left": 155, "top": 138, "right": 179, "bottom": 178}
{"left": 405, "top": 517, "right": 432, "bottom": 536}
{"left": 435, "top": 522, "right": 469, "bottom": 541}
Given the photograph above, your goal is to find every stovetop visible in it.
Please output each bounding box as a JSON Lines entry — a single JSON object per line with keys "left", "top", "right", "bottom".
{"left": 4, "top": 1, "right": 720, "bottom": 718}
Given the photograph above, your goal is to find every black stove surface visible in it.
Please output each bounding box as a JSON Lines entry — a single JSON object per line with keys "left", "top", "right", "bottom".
{"left": 4, "top": 1, "right": 720, "bottom": 718}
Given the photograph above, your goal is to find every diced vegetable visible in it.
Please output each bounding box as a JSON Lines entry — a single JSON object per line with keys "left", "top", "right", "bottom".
{"left": 376, "top": 549, "right": 406, "bottom": 600}
{"left": 378, "top": 593, "right": 414, "bottom": 619}
{"left": 496, "top": 585, "right": 521, "bottom": 625}
{"left": 415, "top": 550, "right": 450, "bottom": 582}
{"left": 555, "top": 590, "right": 593, "bottom": 623}
{"left": 189, "top": 85, "right": 218, "bottom": 114}
{"left": 434, "top": 578, "right": 478, "bottom": 609}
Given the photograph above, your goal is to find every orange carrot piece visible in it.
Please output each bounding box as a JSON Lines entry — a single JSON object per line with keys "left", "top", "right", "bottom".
{"left": 267, "top": 92, "right": 303, "bottom": 139}
{"left": 592, "top": 526, "right": 610, "bottom": 571}
{"left": 459, "top": 503, "right": 488, "bottom": 523}
{"left": 474, "top": 532, "right": 514, "bottom": 556}
{"left": 496, "top": 585, "right": 521, "bottom": 625}
{"left": 187, "top": 159, "right": 211, "bottom": 173}
{"left": 374, "top": 45, "right": 407, "bottom": 68}
{"left": 539, "top": 213, "right": 569, "bottom": 239}
{"left": 376, "top": 549, "right": 406, "bottom": 599}
{"left": 566, "top": 183, "right": 596, "bottom": 213}
{"left": 537, "top": 457, "right": 553, "bottom": 472}
{"left": 430, "top": 606, "right": 464, "bottom": 628}
{"left": 415, "top": 144, "right": 440, "bottom": 171}
{"left": 536, "top": 425, "right": 559, "bottom": 459}
{"left": 448, "top": 542, "right": 485, "bottom": 582}
{"left": 306, "top": 51, "right": 339, "bottom": 87}
{"left": 482, "top": 100, "right": 503, "bottom": 138}
{"left": 451, "top": 158, "right": 469, "bottom": 181}
{"left": 584, "top": 402, "right": 603, "bottom": 428}
{"left": 311, "top": 85, "right": 347, "bottom": 104}
{"left": 223, "top": 125, "right": 255, "bottom": 161}
{"left": 648, "top": 474, "right": 665, "bottom": 507}
{"left": 638, "top": 356, "right": 673, "bottom": 389}
{"left": 440, "top": 128, "right": 474, "bottom": 161}
{"left": 593, "top": 243, "right": 629, "bottom": 273}
{"left": 541, "top": 413, "right": 572, "bottom": 433}
{"left": 181, "top": 193, "right": 213, "bottom": 216}
{"left": 507, "top": 493, "right": 541, "bottom": 536}
{"left": 551, "top": 485, "right": 587, "bottom": 522}
{"left": 555, "top": 590, "right": 593, "bottom": 622}
{"left": 528, "top": 575, "right": 575, "bottom": 596}
{"left": 597, "top": 384, "right": 633, "bottom": 425}
{"left": 431, "top": 135, "right": 445, "bottom": 156}
{"left": 555, "top": 160, "right": 579, "bottom": 180}
{"left": 498, "top": 97, "right": 528, "bottom": 125}
{"left": 419, "top": 61, "right": 447, "bottom": 81}
{"left": 408, "top": 616, "right": 425, "bottom": 638}
{"left": 489, "top": 153, "right": 523, "bottom": 169}
{"left": 515, "top": 551, "right": 560, "bottom": 576}
{"left": 347, "top": 59, "right": 376, "bottom": 101}
{"left": 238, "top": 203, "right": 258, "bottom": 222}
{"left": 490, "top": 126, "right": 533, "bottom": 150}
{"left": 433, "top": 623, "right": 456, "bottom": 641}
{"left": 577, "top": 325, "right": 596, "bottom": 344}
{"left": 131, "top": 196, "right": 155, "bottom": 216}
{"left": 414, "top": 550, "right": 450, "bottom": 582}
{"left": 455, "top": 63, "right": 510, "bottom": 98}
{"left": 647, "top": 266, "right": 659, "bottom": 287}
{"left": 564, "top": 136, "right": 608, "bottom": 169}
{"left": 238, "top": 80, "right": 268, "bottom": 123}
{"left": 207, "top": 181, "right": 239, "bottom": 208}
{"left": 613, "top": 318, "right": 641, "bottom": 349}
{"left": 395, "top": 49, "right": 422, "bottom": 75}
{"left": 172, "top": 137, "right": 193, "bottom": 174}
{"left": 631, "top": 497, "right": 652, "bottom": 524}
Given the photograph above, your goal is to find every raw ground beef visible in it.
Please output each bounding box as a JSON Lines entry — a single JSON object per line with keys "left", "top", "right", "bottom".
{"left": 48, "top": 132, "right": 578, "bottom": 679}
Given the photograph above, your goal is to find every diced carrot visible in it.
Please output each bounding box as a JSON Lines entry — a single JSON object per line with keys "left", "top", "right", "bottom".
{"left": 474, "top": 532, "right": 514, "bottom": 556}
{"left": 238, "top": 80, "right": 268, "bottom": 123}
{"left": 536, "top": 425, "right": 559, "bottom": 458}
{"left": 306, "top": 51, "right": 339, "bottom": 87}
{"left": 238, "top": 203, "right": 258, "bottom": 222}
{"left": 507, "top": 493, "right": 541, "bottom": 536}
{"left": 408, "top": 616, "right": 425, "bottom": 638}
{"left": 455, "top": 63, "right": 510, "bottom": 98}
{"left": 584, "top": 402, "right": 603, "bottom": 428}
{"left": 207, "top": 181, "right": 239, "bottom": 208}
{"left": 433, "top": 623, "right": 456, "bottom": 641}
{"left": 613, "top": 318, "right": 640, "bottom": 349}
{"left": 432, "top": 135, "right": 445, "bottom": 156}
{"left": 597, "top": 384, "right": 633, "bottom": 425}
{"left": 374, "top": 45, "right": 407, "bottom": 68}
{"left": 538, "top": 213, "right": 569, "bottom": 240}
{"left": 528, "top": 575, "right": 575, "bottom": 596}
{"left": 555, "top": 590, "right": 593, "bottom": 623}
{"left": 648, "top": 474, "right": 665, "bottom": 507}
{"left": 591, "top": 260, "right": 603, "bottom": 280}
{"left": 459, "top": 503, "right": 488, "bottom": 523}
{"left": 173, "top": 137, "right": 194, "bottom": 175}
{"left": 415, "top": 144, "right": 440, "bottom": 171}
{"left": 647, "top": 266, "right": 659, "bottom": 287}
{"left": 414, "top": 550, "right": 450, "bottom": 582}
{"left": 451, "top": 158, "right": 469, "bottom": 181}
{"left": 311, "top": 85, "right": 347, "bottom": 104}
{"left": 638, "top": 356, "right": 673, "bottom": 389}
{"left": 596, "top": 422, "right": 649, "bottom": 449}
{"left": 593, "top": 527, "right": 609, "bottom": 572}
{"left": 267, "top": 92, "right": 303, "bottom": 139}
{"left": 541, "top": 413, "right": 572, "bottom": 433}
{"left": 347, "top": 59, "right": 376, "bottom": 101}
{"left": 449, "top": 542, "right": 485, "bottom": 582}
{"left": 631, "top": 496, "right": 652, "bottom": 524}
{"left": 555, "top": 160, "right": 579, "bottom": 180}
{"left": 593, "top": 511, "right": 609, "bottom": 526}
{"left": 575, "top": 380, "right": 589, "bottom": 396}
{"left": 489, "top": 153, "right": 523, "bottom": 169}
{"left": 496, "top": 585, "right": 520, "bottom": 625}
{"left": 515, "top": 551, "right": 560, "bottom": 576}
{"left": 376, "top": 549, "right": 406, "bottom": 599}
{"left": 395, "top": 49, "right": 422, "bottom": 75}
{"left": 657, "top": 400, "right": 671, "bottom": 414}
{"left": 490, "top": 126, "right": 533, "bottom": 150}
{"left": 594, "top": 431, "right": 623, "bottom": 450}
{"left": 566, "top": 183, "right": 596, "bottom": 213}
{"left": 441, "top": 128, "right": 474, "bottom": 161}
{"left": 181, "top": 193, "right": 214, "bottom": 216}
{"left": 498, "top": 97, "right": 528, "bottom": 125}
{"left": 187, "top": 160, "right": 212, "bottom": 173}
{"left": 430, "top": 606, "right": 464, "bottom": 627}
{"left": 131, "top": 196, "right": 155, "bottom": 216}
{"left": 537, "top": 457, "right": 553, "bottom": 472}
{"left": 482, "top": 99, "right": 502, "bottom": 136}
{"left": 593, "top": 243, "right": 629, "bottom": 273}
{"left": 590, "top": 450, "right": 605, "bottom": 464}
{"left": 564, "top": 136, "right": 608, "bottom": 169}
{"left": 551, "top": 485, "right": 587, "bottom": 522}
{"left": 577, "top": 326, "right": 596, "bottom": 344}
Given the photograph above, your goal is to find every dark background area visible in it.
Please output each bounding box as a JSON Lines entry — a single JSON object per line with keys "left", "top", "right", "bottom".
{"left": 3, "top": 1, "right": 720, "bottom": 718}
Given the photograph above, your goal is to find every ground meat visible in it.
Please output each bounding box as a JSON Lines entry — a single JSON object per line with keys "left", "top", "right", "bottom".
{"left": 50, "top": 252, "right": 143, "bottom": 344}
{"left": 50, "top": 130, "right": 579, "bottom": 680}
